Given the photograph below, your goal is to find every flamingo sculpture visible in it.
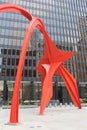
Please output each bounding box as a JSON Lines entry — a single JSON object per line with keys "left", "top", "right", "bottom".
{"left": 0, "top": 4, "right": 81, "bottom": 124}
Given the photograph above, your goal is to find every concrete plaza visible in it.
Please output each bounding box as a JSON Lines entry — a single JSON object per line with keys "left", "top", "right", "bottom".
{"left": 0, "top": 105, "right": 87, "bottom": 130}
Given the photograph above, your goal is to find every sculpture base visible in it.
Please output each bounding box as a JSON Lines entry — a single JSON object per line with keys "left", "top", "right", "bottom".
{"left": 5, "top": 122, "right": 20, "bottom": 125}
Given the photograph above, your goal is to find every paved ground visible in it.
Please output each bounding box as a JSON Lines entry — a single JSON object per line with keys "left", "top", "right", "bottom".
{"left": 0, "top": 105, "right": 87, "bottom": 130}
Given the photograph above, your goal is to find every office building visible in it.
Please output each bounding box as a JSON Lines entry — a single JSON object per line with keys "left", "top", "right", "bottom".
{"left": 0, "top": 0, "right": 87, "bottom": 104}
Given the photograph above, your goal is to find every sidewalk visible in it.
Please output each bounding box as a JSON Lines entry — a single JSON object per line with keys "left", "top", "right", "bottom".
{"left": 0, "top": 105, "right": 87, "bottom": 130}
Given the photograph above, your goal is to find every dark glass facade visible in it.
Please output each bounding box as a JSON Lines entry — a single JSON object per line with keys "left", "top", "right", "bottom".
{"left": 0, "top": 0, "right": 87, "bottom": 104}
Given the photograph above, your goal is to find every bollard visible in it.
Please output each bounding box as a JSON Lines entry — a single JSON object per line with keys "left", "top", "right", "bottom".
{"left": 60, "top": 103, "right": 62, "bottom": 107}
{"left": 65, "top": 102, "right": 67, "bottom": 107}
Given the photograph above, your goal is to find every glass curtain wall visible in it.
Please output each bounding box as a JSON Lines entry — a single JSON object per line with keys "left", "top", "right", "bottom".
{"left": 0, "top": 0, "right": 87, "bottom": 104}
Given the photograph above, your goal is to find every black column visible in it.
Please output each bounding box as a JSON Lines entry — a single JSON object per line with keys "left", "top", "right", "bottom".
{"left": 3, "top": 80, "right": 8, "bottom": 102}
{"left": 58, "top": 87, "right": 63, "bottom": 103}
{"left": 54, "top": 81, "right": 58, "bottom": 100}
{"left": 29, "top": 81, "right": 34, "bottom": 100}
{"left": 77, "top": 80, "right": 81, "bottom": 97}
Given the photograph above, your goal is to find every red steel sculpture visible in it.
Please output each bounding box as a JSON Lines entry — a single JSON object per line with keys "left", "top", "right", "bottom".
{"left": 0, "top": 4, "right": 81, "bottom": 124}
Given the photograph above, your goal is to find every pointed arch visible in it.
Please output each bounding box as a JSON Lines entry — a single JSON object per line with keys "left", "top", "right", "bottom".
{"left": 10, "top": 17, "right": 48, "bottom": 123}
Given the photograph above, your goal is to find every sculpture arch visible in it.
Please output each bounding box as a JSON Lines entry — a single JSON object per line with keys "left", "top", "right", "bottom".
{"left": 0, "top": 4, "right": 81, "bottom": 124}
{"left": 0, "top": 4, "right": 32, "bottom": 20}
{"left": 0, "top": 4, "right": 52, "bottom": 123}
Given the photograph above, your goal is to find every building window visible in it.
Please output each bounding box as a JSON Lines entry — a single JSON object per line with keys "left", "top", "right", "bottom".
{"left": 29, "top": 60, "right": 32, "bottom": 66}
{"left": 29, "top": 70, "right": 32, "bottom": 77}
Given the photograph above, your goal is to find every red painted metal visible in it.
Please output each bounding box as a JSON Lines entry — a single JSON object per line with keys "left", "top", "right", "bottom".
{"left": 0, "top": 4, "right": 81, "bottom": 124}
{"left": 37, "top": 34, "right": 81, "bottom": 114}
